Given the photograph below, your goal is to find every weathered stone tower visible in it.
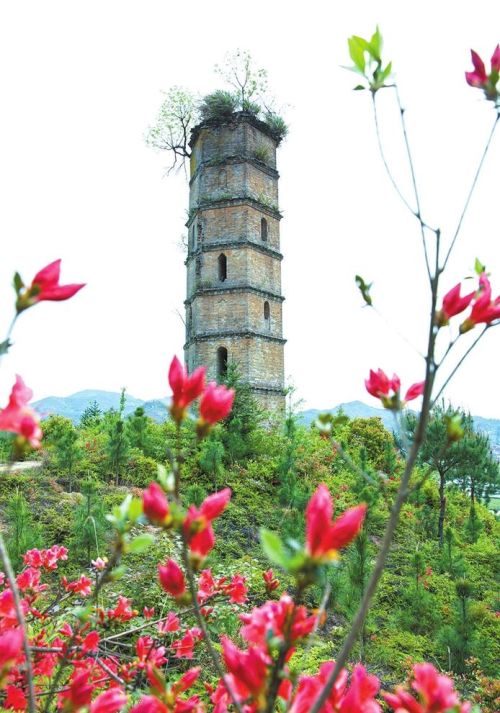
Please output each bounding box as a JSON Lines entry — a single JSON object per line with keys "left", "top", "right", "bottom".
{"left": 184, "top": 112, "right": 285, "bottom": 412}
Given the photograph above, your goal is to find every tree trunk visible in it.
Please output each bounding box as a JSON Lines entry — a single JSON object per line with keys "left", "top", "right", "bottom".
{"left": 438, "top": 470, "right": 446, "bottom": 547}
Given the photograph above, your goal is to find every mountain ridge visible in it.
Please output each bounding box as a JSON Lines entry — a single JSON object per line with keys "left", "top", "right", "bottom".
{"left": 33, "top": 391, "right": 500, "bottom": 451}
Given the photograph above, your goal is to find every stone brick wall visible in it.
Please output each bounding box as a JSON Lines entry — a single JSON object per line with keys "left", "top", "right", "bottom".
{"left": 185, "top": 114, "right": 285, "bottom": 413}
{"left": 189, "top": 204, "right": 280, "bottom": 251}
{"left": 186, "top": 245, "right": 282, "bottom": 297}
{"left": 186, "top": 335, "right": 284, "bottom": 387}
{"left": 187, "top": 290, "right": 283, "bottom": 337}
{"left": 190, "top": 162, "right": 278, "bottom": 211}
{"left": 190, "top": 116, "right": 277, "bottom": 173}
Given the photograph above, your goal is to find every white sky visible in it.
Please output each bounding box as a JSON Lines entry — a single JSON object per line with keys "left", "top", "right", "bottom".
{"left": 1, "top": 1, "right": 499, "bottom": 417}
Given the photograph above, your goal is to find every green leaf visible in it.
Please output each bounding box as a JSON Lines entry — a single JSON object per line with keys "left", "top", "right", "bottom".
{"left": 351, "top": 35, "right": 371, "bottom": 53}
{"left": 474, "top": 257, "right": 486, "bottom": 275}
{"left": 119, "top": 494, "right": 132, "bottom": 520}
{"left": 71, "top": 605, "right": 93, "bottom": 622}
{"left": 369, "top": 26, "right": 382, "bottom": 60}
{"left": 353, "top": 85, "right": 366, "bottom": 90}
{"left": 13, "top": 272, "right": 24, "bottom": 294}
{"left": 0, "top": 339, "right": 12, "bottom": 356}
{"left": 260, "top": 529, "right": 289, "bottom": 568}
{"left": 127, "top": 497, "right": 143, "bottom": 522}
{"left": 355, "top": 275, "right": 373, "bottom": 306}
{"left": 348, "top": 37, "right": 366, "bottom": 74}
{"left": 127, "top": 533, "right": 154, "bottom": 554}
{"left": 287, "top": 552, "right": 307, "bottom": 572}
{"left": 110, "top": 565, "right": 127, "bottom": 581}
{"left": 157, "top": 464, "right": 175, "bottom": 493}
{"left": 379, "top": 61, "right": 392, "bottom": 83}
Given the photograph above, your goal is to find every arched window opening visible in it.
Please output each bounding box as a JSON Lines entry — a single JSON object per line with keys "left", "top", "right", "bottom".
{"left": 218, "top": 253, "right": 227, "bottom": 282}
{"left": 264, "top": 300, "right": 270, "bottom": 330}
{"left": 261, "top": 217, "right": 268, "bottom": 242}
{"left": 197, "top": 222, "right": 203, "bottom": 245}
{"left": 217, "top": 347, "right": 228, "bottom": 378}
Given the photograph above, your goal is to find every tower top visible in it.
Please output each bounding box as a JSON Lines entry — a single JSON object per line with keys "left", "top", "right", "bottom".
{"left": 189, "top": 110, "right": 284, "bottom": 149}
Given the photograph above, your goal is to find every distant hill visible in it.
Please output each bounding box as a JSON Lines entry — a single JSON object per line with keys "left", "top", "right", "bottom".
{"left": 33, "top": 392, "right": 500, "bottom": 452}
{"left": 300, "top": 400, "right": 500, "bottom": 454}
{"left": 33, "top": 390, "right": 170, "bottom": 424}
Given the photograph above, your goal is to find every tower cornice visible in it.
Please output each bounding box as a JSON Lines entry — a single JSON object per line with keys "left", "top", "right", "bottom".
{"left": 184, "top": 239, "right": 283, "bottom": 264}
{"left": 185, "top": 329, "right": 287, "bottom": 348}
{"left": 184, "top": 285, "right": 285, "bottom": 305}
{"left": 189, "top": 154, "right": 279, "bottom": 186}
{"left": 189, "top": 111, "right": 281, "bottom": 149}
{"left": 186, "top": 196, "right": 282, "bottom": 228}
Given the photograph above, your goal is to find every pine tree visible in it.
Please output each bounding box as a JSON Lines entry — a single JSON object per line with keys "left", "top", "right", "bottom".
{"left": 403, "top": 406, "right": 498, "bottom": 546}
{"left": 343, "top": 531, "right": 371, "bottom": 660}
{"left": 220, "top": 363, "right": 262, "bottom": 462}
{"left": 80, "top": 401, "right": 103, "bottom": 428}
{"left": 464, "top": 504, "right": 483, "bottom": 544}
{"left": 199, "top": 434, "right": 225, "bottom": 490}
{"left": 439, "top": 579, "right": 476, "bottom": 674}
{"left": 127, "top": 407, "right": 150, "bottom": 453}
{"left": 106, "top": 389, "right": 130, "bottom": 484}
{"left": 5, "top": 490, "right": 42, "bottom": 569}
{"left": 70, "top": 478, "right": 108, "bottom": 565}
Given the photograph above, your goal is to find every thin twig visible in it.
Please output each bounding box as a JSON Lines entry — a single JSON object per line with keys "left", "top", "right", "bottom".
{"left": 171, "top": 428, "right": 244, "bottom": 713}
{"left": 443, "top": 114, "right": 499, "bottom": 270}
{"left": 181, "top": 538, "right": 245, "bottom": 713}
{"left": 330, "top": 441, "right": 378, "bottom": 486}
{"left": 394, "top": 86, "right": 433, "bottom": 281}
{"left": 372, "top": 306, "right": 425, "bottom": 358}
{"left": 372, "top": 94, "right": 417, "bottom": 218}
{"left": 286, "top": 583, "right": 331, "bottom": 712}
{"left": 0, "top": 314, "right": 18, "bottom": 366}
{"left": 0, "top": 533, "right": 36, "bottom": 713}
{"left": 94, "top": 657, "right": 125, "bottom": 686}
{"left": 308, "top": 244, "right": 441, "bottom": 713}
{"left": 431, "top": 326, "right": 489, "bottom": 407}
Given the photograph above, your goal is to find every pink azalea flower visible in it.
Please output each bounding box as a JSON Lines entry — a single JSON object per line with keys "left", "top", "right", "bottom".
{"left": 199, "top": 382, "right": 235, "bottom": 425}
{"left": 158, "top": 559, "right": 186, "bottom": 598}
{"left": 0, "top": 628, "right": 24, "bottom": 668}
{"left": 365, "top": 368, "right": 425, "bottom": 409}
{"left": 168, "top": 356, "right": 206, "bottom": 423}
{"left": 465, "top": 45, "right": 500, "bottom": 102}
{"left": 16, "top": 259, "right": 85, "bottom": 312}
{"left": 90, "top": 688, "right": 127, "bottom": 713}
{"left": 0, "top": 375, "right": 42, "bottom": 448}
{"left": 436, "top": 283, "right": 475, "bottom": 326}
{"left": 306, "top": 484, "right": 366, "bottom": 562}
{"left": 142, "top": 482, "right": 170, "bottom": 525}
{"left": 384, "top": 663, "right": 471, "bottom": 713}
{"left": 460, "top": 272, "right": 500, "bottom": 332}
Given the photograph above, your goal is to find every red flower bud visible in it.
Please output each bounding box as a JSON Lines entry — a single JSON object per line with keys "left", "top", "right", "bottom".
{"left": 306, "top": 484, "right": 366, "bottom": 562}
{"left": 0, "top": 375, "right": 42, "bottom": 448}
{"left": 404, "top": 381, "right": 425, "bottom": 402}
{"left": 199, "top": 382, "right": 235, "bottom": 425}
{"left": 200, "top": 488, "right": 231, "bottom": 520}
{"left": 142, "top": 482, "right": 169, "bottom": 525}
{"left": 90, "top": 688, "right": 128, "bottom": 713}
{"left": 16, "top": 259, "right": 85, "bottom": 312}
{"left": 168, "top": 356, "right": 206, "bottom": 423}
{"left": 158, "top": 559, "right": 186, "bottom": 598}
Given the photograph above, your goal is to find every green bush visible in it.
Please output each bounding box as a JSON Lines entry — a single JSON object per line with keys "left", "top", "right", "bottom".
{"left": 199, "top": 91, "right": 239, "bottom": 121}
{"left": 263, "top": 112, "right": 288, "bottom": 144}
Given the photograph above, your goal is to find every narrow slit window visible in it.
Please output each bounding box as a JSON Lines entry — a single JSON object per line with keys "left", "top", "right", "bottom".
{"left": 261, "top": 217, "right": 268, "bottom": 242}
{"left": 217, "top": 347, "right": 228, "bottom": 378}
{"left": 264, "top": 301, "right": 270, "bottom": 329}
{"left": 218, "top": 253, "right": 227, "bottom": 282}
